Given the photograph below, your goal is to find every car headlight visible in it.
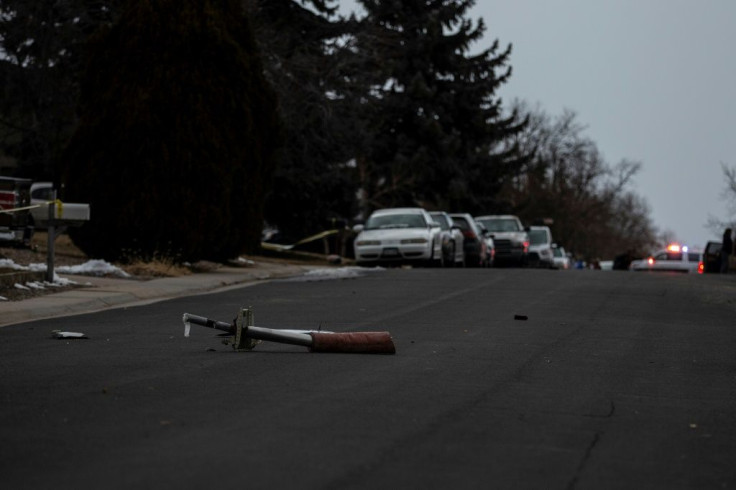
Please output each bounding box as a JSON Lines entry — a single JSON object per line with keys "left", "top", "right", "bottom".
{"left": 400, "top": 238, "right": 428, "bottom": 244}
{"left": 356, "top": 240, "right": 381, "bottom": 246}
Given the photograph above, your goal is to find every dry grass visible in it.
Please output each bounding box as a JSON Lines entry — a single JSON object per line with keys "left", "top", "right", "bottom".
{"left": 122, "top": 259, "right": 192, "bottom": 278}
{"left": 1, "top": 232, "right": 192, "bottom": 278}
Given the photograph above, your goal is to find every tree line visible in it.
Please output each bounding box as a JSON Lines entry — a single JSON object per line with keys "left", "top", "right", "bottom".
{"left": 0, "top": 0, "right": 658, "bottom": 262}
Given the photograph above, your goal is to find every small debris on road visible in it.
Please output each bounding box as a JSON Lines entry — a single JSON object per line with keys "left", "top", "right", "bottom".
{"left": 52, "top": 330, "right": 88, "bottom": 339}
{"left": 514, "top": 314, "right": 528, "bottom": 321}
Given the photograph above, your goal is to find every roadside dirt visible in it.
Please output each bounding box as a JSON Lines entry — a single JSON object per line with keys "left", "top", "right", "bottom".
{"left": 0, "top": 233, "right": 92, "bottom": 301}
{"left": 0, "top": 233, "right": 336, "bottom": 301}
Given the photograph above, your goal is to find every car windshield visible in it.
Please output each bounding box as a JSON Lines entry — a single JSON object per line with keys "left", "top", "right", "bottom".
{"left": 451, "top": 217, "right": 470, "bottom": 230}
{"left": 478, "top": 218, "right": 521, "bottom": 232}
{"left": 32, "top": 187, "right": 53, "bottom": 200}
{"left": 553, "top": 248, "right": 563, "bottom": 257}
{"left": 365, "top": 213, "right": 427, "bottom": 230}
{"left": 529, "top": 229, "right": 549, "bottom": 245}
{"left": 430, "top": 214, "right": 450, "bottom": 230}
{"left": 706, "top": 242, "right": 721, "bottom": 254}
{"left": 655, "top": 252, "right": 682, "bottom": 261}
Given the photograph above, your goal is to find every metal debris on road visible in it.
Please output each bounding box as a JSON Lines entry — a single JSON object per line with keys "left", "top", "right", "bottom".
{"left": 182, "top": 307, "right": 396, "bottom": 354}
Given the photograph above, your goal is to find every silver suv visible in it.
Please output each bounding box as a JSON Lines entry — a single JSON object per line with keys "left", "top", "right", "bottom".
{"left": 474, "top": 215, "right": 529, "bottom": 266}
{"left": 528, "top": 225, "right": 554, "bottom": 268}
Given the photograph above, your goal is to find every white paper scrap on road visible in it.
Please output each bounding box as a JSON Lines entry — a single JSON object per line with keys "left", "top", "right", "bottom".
{"left": 52, "top": 331, "right": 88, "bottom": 339}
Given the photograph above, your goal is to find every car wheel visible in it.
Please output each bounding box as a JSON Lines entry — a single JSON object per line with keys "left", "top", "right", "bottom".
{"left": 427, "top": 240, "right": 443, "bottom": 268}
{"left": 445, "top": 243, "right": 455, "bottom": 268}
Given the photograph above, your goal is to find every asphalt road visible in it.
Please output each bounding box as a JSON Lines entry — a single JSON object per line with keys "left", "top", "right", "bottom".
{"left": 2, "top": 268, "right": 736, "bottom": 489}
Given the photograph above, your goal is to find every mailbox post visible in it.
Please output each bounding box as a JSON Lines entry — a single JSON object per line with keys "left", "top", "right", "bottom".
{"left": 38, "top": 194, "right": 90, "bottom": 283}
{"left": 46, "top": 191, "right": 56, "bottom": 282}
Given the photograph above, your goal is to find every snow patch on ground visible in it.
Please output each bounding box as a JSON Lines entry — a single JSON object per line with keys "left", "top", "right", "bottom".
{"left": 287, "top": 266, "right": 385, "bottom": 282}
{"left": 57, "top": 259, "right": 131, "bottom": 278}
{"left": 0, "top": 258, "right": 129, "bottom": 278}
{"left": 1, "top": 258, "right": 130, "bottom": 300}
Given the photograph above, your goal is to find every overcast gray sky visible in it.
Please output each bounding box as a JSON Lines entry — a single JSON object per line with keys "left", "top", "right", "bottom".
{"left": 339, "top": 0, "right": 736, "bottom": 249}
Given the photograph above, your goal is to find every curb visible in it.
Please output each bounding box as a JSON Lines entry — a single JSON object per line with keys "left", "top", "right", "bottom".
{"left": 0, "top": 262, "right": 317, "bottom": 328}
{"left": 0, "top": 270, "right": 45, "bottom": 288}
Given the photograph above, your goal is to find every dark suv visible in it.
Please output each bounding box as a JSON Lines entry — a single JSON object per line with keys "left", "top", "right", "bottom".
{"left": 448, "top": 213, "right": 489, "bottom": 267}
{"left": 0, "top": 176, "right": 33, "bottom": 244}
{"left": 702, "top": 241, "right": 722, "bottom": 273}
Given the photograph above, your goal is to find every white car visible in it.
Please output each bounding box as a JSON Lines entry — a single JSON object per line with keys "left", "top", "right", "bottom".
{"left": 353, "top": 208, "right": 443, "bottom": 267}
{"left": 29, "top": 181, "right": 54, "bottom": 228}
{"left": 429, "top": 211, "right": 465, "bottom": 267}
{"left": 528, "top": 225, "right": 554, "bottom": 268}
{"left": 552, "top": 245, "right": 571, "bottom": 269}
{"left": 630, "top": 244, "right": 703, "bottom": 273}
{"left": 474, "top": 220, "right": 495, "bottom": 267}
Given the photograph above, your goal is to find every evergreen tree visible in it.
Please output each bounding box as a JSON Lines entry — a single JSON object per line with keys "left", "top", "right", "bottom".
{"left": 248, "top": 0, "right": 358, "bottom": 240}
{"left": 0, "top": 0, "right": 123, "bottom": 179}
{"left": 349, "top": 0, "right": 527, "bottom": 217}
{"left": 62, "top": 0, "right": 280, "bottom": 262}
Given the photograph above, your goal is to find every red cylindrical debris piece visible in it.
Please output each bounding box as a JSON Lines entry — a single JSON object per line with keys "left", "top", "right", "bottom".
{"left": 309, "top": 332, "right": 396, "bottom": 354}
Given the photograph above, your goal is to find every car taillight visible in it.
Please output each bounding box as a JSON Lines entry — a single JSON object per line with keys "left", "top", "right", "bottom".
{"left": 648, "top": 257, "right": 654, "bottom": 265}
{"left": 698, "top": 261, "right": 704, "bottom": 274}
{"left": 523, "top": 241, "right": 529, "bottom": 253}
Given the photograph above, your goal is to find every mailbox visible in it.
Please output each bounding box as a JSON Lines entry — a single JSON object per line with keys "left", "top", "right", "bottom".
{"left": 35, "top": 202, "right": 90, "bottom": 227}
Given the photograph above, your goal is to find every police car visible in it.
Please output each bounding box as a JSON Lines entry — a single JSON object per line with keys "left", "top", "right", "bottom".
{"left": 630, "top": 244, "right": 703, "bottom": 274}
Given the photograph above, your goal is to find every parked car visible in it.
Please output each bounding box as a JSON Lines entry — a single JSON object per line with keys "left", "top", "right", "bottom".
{"left": 474, "top": 215, "right": 529, "bottom": 266}
{"left": 702, "top": 241, "right": 722, "bottom": 273}
{"left": 528, "top": 225, "right": 554, "bottom": 268}
{"left": 0, "top": 176, "right": 33, "bottom": 244}
{"left": 551, "top": 244, "right": 571, "bottom": 269}
{"left": 353, "top": 208, "right": 442, "bottom": 267}
{"left": 29, "top": 181, "right": 54, "bottom": 228}
{"left": 475, "top": 221, "right": 495, "bottom": 267}
{"left": 448, "top": 213, "right": 490, "bottom": 267}
{"left": 429, "top": 211, "right": 465, "bottom": 267}
{"left": 630, "top": 244, "right": 703, "bottom": 273}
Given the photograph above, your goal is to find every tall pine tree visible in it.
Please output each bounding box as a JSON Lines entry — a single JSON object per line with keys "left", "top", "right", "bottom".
{"left": 349, "top": 0, "right": 528, "bottom": 216}
{"left": 0, "top": 0, "right": 124, "bottom": 179}
{"left": 62, "top": 0, "right": 280, "bottom": 262}
{"left": 248, "top": 0, "right": 358, "bottom": 241}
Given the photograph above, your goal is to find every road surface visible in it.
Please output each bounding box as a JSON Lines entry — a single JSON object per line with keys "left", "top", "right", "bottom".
{"left": 1, "top": 268, "right": 735, "bottom": 489}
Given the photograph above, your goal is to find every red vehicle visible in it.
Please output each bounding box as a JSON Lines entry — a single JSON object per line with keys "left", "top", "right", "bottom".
{"left": 448, "top": 213, "right": 491, "bottom": 268}
{"left": 0, "top": 176, "right": 33, "bottom": 244}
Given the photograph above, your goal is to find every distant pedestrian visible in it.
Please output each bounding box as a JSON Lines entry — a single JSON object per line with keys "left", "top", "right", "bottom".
{"left": 721, "top": 228, "right": 733, "bottom": 273}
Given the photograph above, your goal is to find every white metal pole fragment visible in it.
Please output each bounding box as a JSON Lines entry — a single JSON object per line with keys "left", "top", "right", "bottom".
{"left": 182, "top": 307, "right": 396, "bottom": 354}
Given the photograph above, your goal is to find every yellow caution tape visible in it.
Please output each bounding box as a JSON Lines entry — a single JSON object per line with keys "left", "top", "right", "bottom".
{"left": 261, "top": 229, "right": 339, "bottom": 251}
{"left": 0, "top": 199, "right": 63, "bottom": 216}
{"left": 0, "top": 203, "right": 43, "bottom": 214}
